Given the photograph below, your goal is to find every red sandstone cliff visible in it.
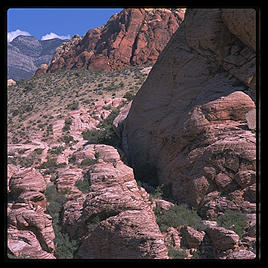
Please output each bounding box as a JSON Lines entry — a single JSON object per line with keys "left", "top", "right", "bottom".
{"left": 43, "top": 8, "right": 185, "bottom": 73}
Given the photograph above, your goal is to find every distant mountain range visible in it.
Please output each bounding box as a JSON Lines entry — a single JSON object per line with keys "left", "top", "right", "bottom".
{"left": 8, "top": 35, "right": 68, "bottom": 81}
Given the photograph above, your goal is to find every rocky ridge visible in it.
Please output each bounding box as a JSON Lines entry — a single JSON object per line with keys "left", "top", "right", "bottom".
{"left": 37, "top": 8, "right": 185, "bottom": 74}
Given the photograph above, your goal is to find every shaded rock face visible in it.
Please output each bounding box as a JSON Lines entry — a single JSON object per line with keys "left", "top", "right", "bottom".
{"left": 60, "top": 144, "right": 168, "bottom": 259}
{"left": 46, "top": 8, "right": 184, "bottom": 73}
{"left": 123, "top": 9, "right": 256, "bottom": 217}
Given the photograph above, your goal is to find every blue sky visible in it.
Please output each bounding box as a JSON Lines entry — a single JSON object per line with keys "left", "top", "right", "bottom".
{"left": 7, "top": 8, "right": 123, "bottom": 42}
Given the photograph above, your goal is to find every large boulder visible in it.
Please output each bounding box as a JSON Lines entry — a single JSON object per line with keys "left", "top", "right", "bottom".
{"left": 7, "top": 203, "right": 55, "bottom": 259}
{"left": 123, "top": 9, "right": 256, "bottom": 217}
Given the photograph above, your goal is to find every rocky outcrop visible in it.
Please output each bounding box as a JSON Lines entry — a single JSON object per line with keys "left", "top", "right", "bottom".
{"left": 7, "top": 167, "right": 56, "bottom": 258}
{"left": 123, "top": 9, "right": 256, "bottom": 218}
{"left": 9, "top": 168, "right": 47, "bottom": 208}
{"left": 8, "top": 203, "right": 55, "bottom": 259}
{"left": 180, "top": 226, "right": 205, "bottom": 249}
{"left": 206, "top": 226, "right": 240, "bottom": 251}
{"left": 45, "top": 8, "right": 185, "bottom": 73}
{"left": 34, "top": 64, "right": 48, "bottom": 77}
{"left": 59, "top": 144, "right": 168, "bottom": 259}
{"left": 7, "top": 79, "right": 16, "bottom": 86}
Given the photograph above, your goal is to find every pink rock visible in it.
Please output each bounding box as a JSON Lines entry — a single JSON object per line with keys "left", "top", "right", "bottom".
{"left": 9, "top": 168, "right": 46, "bottom": 196}
{"left": 180, "top": 226, "right": 205, "bottom": 248}
{"left": 206, "top": 226, "right": 240, "bottom": 251}
{"left": 8, "top": 204, "right": 55, "bottom": 259}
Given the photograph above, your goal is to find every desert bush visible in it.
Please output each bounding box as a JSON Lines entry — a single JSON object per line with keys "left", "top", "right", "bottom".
{"left": 48, "top": 146, "right": 65, "bottom": 155}
{"left": 82, "top": 108, "right": 120, "bottom": 146}
{"left": 75, "top": 177, "right": 91, "bottom": 194}
{"left": 87, "top": 215, "right": 100, "bottom": 232}
{"left": 59, "top": 135, "right": 75, "bottom": 145}
{"left": 80, "top": 157, "right": 98, "bottom": 166}
{"left": 123, "top": 91, "right": 134, "bottom": 101}
{"left": 44, "top": 185, "right": 78, "bottom": 258}
{"left": 62, "top": 118, "right": 72, "bottom": 132}
{"left": 45, "top": 184, "right": 66, "bottom": 221}
{"left": 17, "top": 156, "right": 35, "bottom": 168}
{"left": 168, "top": 247, "right": 187, "bottom": 259}
{"left": 66, "top": 102, "right": 79, "bottom": 110}
{"left": 154, "top": 204, "right": 205, "bottom": 233}
{"left": 215, "top": 209, "right": 248, "bottom": 238}
{"left": 33, "top": 148, "right": 44, "bottom": 155}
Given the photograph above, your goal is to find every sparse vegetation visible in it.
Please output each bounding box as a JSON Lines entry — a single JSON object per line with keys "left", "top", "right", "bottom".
{"left": 154, "top": 204, "right": 206, "bottom": 233}
{"left": 214, "top": 209, "right": 248, "bottom": 238}
{"left": 44, "top": 184, "right": 78, "bottom": 258}
{"left": 75, "top": 176, "right": 91, "bottom": 194}
{"left": 168, "top": 247, "right": 187, "bottom": 259}
{"left": 80, "top": 157, "right": 98, "bottom": 166}
{"left": 82, "top": 107, "right": 121, "bottom": 146}
{"left": 8, "top": 66, "right": 148, "bottom": 145}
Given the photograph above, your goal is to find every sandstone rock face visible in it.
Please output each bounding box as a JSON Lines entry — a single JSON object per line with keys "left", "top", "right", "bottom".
{"left": 7, "top": 167, "right": 56, "bottom": 258}
{"left": 60, "top": 144, "right": 168, "bottom": 259}
{"left": 206, "top": 226, "right": 240, "bottom": 251}
{"left": 7, "top": 203, "right": 55, "bottom": 259}
{"left": 46, "top": 8, "right": 184, "bottom": 73}
{"left": 180, "top": 226, "right": 205, "bottom": 248}
{"left": 9, "top": 168, "right": 46, "bottom": 193}
{"left": 9, "top": 168, "right": 46, "bottom": 205}
{"left": 225, "top": 249, "right": 256, "bottom": 259}
{"left": 123, "top": 9, "right": 256, "bottom": 217}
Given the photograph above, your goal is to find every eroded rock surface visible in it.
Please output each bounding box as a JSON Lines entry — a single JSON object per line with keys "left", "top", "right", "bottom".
{"left": 8, "top": 203, "right": 55, "bottom": 259}
{"left": 123, "top": 8, "right": 256, "bottom": 218}
{"left": 60, "top": 144, "right": 168, "bottom": 259}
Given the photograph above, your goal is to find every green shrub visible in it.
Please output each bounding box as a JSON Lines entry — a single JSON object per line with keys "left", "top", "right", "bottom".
{"left": 38, "top": 157, "right": 57, "bottom": 169}
{"left": 68, "top": 154, "right": 76, "bottom": 164}
{"left": 48, "top": 146, "right": 65, "bottom": 155}
{"left": 59, "top": 135, "right": 75, "bottom": 145}
{"left": 44, "top": 185, "right": 78, "bottom": 259}
{"left": 53, "top": 224, "right": 78, "bottom": 259}
{"left": 17, "top": 156, "right": 35, "bottom": 168}
{"left": 87, "top": 215, "right": 100, "bottom": 232}
{"left": 45, "top": 184, "right": 66, "bottom": 221}
{"left": 63, "top": 118, "right": 72, "bottom": 132}
{"left": 123, "top": 91, "right": 134, "bottom": 101}
{"left": 33, "top": 148, "right": 44, "bottom": 155}
{"left": 168, "top": 247, "right": 187, "bottom": 259}
{"left": 215, "top": 209, "right": 248, "bottom": 238}
{"left": 82, "top": 108, "right": 120, "bottom": 146}
{"left": 66, "top": 102, "right": 79, "bottom": 110}
{"left": 75, "top": 177, "right": 91, "bottom": 194}
{"left": 80, "top": 158, "right": 98, "bottom": 166}
{"left": 154, "top": 204, "right": 205, "bottom": 233}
